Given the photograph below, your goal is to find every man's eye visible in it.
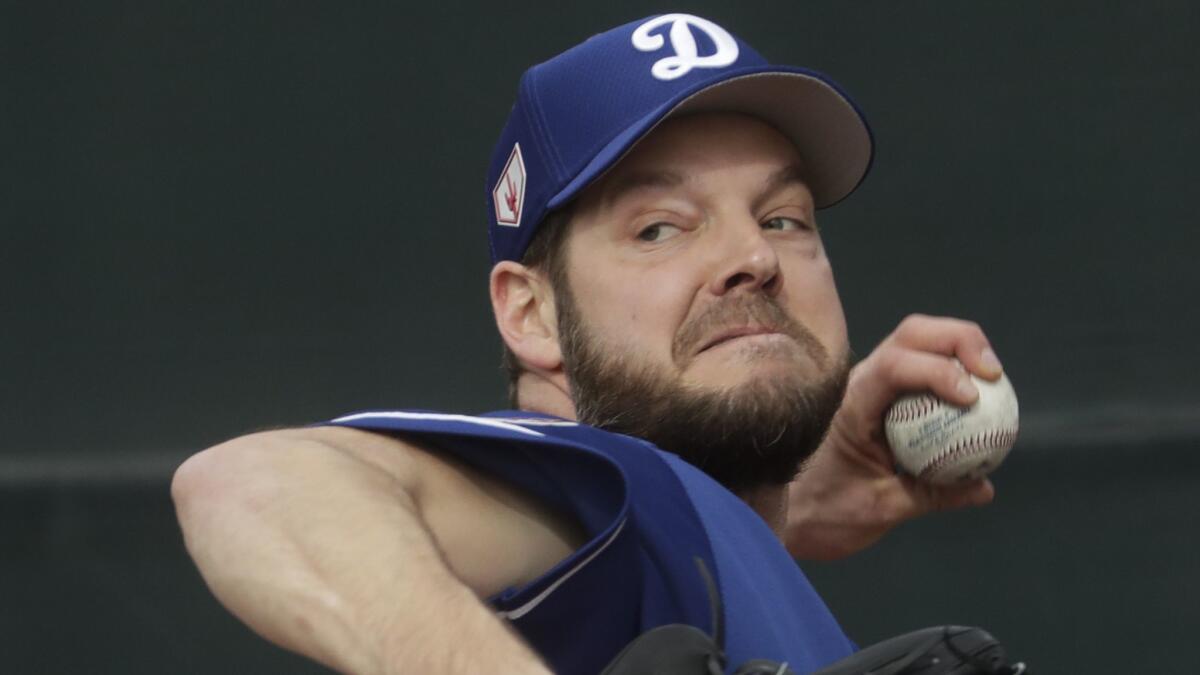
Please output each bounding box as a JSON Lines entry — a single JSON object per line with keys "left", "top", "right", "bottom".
{"left": 762, "top": 216, "right": 809, "bottom": 231}
{"left": 636, "top": 222, "right": 681, "bottom": 242}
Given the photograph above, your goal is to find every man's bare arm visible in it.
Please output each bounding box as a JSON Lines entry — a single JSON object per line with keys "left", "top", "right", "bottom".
{"left": 171, "top": 425, "right": 583, "bottom": 674}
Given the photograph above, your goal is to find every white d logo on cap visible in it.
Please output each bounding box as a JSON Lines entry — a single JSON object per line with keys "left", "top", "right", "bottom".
{"left": 631, "top": 14, "right": 739, "bottom": 81}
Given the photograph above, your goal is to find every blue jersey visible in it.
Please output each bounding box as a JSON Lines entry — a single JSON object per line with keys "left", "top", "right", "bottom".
{"left": 326, "top": 409, "right": 855, "bottom": 674}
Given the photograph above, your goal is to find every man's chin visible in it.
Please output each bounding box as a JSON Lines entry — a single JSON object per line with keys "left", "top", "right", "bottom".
{"left": 637, "top": 369, "right": 847, "bottom": 494}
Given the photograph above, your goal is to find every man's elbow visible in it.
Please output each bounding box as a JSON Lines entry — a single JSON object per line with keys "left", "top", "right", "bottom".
{"left": 171, "top": 431, "right": 291, "bottom": 537}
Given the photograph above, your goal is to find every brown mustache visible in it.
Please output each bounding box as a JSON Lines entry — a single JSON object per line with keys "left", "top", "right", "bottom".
{"left": 672, "top": 294, "right": 828, "bottom": 366}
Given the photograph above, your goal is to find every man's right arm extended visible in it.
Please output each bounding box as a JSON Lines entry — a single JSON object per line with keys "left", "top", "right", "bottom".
{"left": 171, "top": 425, "right": 584, "bottom": 674}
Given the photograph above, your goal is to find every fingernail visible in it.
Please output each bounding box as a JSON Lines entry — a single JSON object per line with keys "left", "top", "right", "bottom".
{"left": 957, "top": 375, "right": 978, "bottom": 400}
{"left": 980, "top": 348, "right": 1002, "bottom": 373}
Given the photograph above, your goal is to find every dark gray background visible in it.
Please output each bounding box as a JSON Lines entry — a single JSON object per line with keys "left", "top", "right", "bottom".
{"left": 3, "top": 1, "right": 1197, "bottom": 673}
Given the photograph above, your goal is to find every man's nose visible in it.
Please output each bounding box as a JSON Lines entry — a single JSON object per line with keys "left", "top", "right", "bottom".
{"left": 707, "top": 219, "right": 781, "bottom": 296}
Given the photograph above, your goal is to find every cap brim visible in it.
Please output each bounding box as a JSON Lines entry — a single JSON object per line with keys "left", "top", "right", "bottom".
{"left": 546, "top": 66, "right": 874, "bottom": 211}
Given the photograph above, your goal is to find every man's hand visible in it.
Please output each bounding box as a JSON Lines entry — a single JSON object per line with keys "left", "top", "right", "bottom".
{"left": 785, "top": 314, "right": 1004, "bottom": 560}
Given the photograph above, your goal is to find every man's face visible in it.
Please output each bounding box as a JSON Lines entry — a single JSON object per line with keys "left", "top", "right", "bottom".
{"left": 551, "top": 112, "right": 852, "bottom": 493}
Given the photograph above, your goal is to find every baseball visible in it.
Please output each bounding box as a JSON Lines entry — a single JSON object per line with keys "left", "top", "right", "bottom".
{"left": 884, "top": 371, "right": 1019, "bottom": 485}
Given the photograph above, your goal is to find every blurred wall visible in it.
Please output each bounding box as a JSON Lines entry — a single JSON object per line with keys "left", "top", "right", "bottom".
{"left": 3, "top": 2, "right": 1197, "bottom": 673}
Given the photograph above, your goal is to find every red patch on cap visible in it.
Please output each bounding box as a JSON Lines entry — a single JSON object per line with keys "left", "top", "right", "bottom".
{"left": 493, "top": 143, "right": 526, "bottom": 227}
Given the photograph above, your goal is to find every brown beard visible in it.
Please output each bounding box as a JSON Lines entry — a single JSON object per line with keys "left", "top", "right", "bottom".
{"left": 555, "top": 282, "right": 851, "bottom": 495}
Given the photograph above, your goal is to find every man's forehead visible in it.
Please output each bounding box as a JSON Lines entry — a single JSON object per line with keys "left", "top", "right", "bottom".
{"left": 584, "top": 113, "right": 813, "bottom": 208}
{"left": 594, "top": 163, "right": 813, "bottom": 212}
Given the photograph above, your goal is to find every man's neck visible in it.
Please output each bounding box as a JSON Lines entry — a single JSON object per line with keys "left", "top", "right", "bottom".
{"left": 737, "top": 484, "right": 788, "bottom": 536}
{"left": 515, "top": 372, "right": 577, "bottom": 419}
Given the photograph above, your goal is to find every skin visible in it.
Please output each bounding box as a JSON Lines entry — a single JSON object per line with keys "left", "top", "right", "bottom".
{"left": 174, "top": 112, "right": 1002, "bottom": 674}
{"left": 494, "top": 113, "right": 998, "bottom": 543}
{"left": 563, "top": 113, "right": 849, "bottom": 392}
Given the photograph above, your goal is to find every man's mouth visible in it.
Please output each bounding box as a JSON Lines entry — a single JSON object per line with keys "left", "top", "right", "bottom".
{"left": 698, "top": 325, "right": 784, "bottom": 353}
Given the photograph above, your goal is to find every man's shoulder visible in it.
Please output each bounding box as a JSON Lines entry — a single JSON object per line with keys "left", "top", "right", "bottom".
{"left": 320, "top": 407, "right": 710, "bottom": 538}
{"left": 321, "top": 408, "right": 641, "bottom": 521}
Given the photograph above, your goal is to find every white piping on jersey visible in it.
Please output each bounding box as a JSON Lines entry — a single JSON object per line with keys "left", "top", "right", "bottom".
{"left": 496, "top": 516, "right": 628, "bottom": 620}
{"left": 330, "top": 411, "right": 546, "bottom": 437}
{"left": 487, "top": 417, "right": 579, "bottom": 428}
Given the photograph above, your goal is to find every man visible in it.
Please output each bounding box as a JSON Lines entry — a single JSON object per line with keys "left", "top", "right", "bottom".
{"left": 172, "top": 14, "right": 1002, "bottom": 675}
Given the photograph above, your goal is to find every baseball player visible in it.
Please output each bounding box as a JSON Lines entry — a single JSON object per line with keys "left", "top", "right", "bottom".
{"left": 173, "top": 13, "right": 1005, "bottom": 674}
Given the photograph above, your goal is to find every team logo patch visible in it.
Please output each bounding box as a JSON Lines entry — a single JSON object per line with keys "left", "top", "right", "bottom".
{"left": 631, "top": 14, "right": 739, "bottom": 81}
{"left": 493, "top": 142, "right": 526, "bottom": 228}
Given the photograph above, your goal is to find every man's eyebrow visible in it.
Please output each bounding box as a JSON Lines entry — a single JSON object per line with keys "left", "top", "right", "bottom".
{"left": 600, "top": 169, "right": 684, "bottom": 209}
{"left": 753, "top": 162, "right": 812, "bottom": 212}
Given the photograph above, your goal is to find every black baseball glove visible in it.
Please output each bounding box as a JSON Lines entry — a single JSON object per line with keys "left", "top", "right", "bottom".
{"left": 600, "top": 624, "right": 1028, "bottom": 675}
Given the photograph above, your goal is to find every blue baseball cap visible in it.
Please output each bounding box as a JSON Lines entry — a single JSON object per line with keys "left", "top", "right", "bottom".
{"left": 486, "top": 13, "right": 874, "bottom": 264}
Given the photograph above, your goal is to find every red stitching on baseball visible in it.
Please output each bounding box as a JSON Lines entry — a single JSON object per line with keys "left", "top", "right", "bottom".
{"left": 886, "top": 394, "right": 942, "bottom": 423}
{"left": 920, "top": 426, "right": 1019, "bottom": 478}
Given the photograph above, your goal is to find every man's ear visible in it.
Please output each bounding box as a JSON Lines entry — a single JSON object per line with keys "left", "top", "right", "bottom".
{"left": 490, "top": 261, "right": 563, "bottom": 372}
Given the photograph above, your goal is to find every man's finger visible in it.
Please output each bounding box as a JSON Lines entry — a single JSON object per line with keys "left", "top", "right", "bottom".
{"left": 926, "top": 478, "right": 995, "bottom": 512}
{"left": 887, "top": 476, "right": 995, "bottom": 520}
{"left": 851, "top": 348, "right": 980, "bottom": 416}
{"left": 888, "top": 315, "right": 1002, "bottom": 381}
